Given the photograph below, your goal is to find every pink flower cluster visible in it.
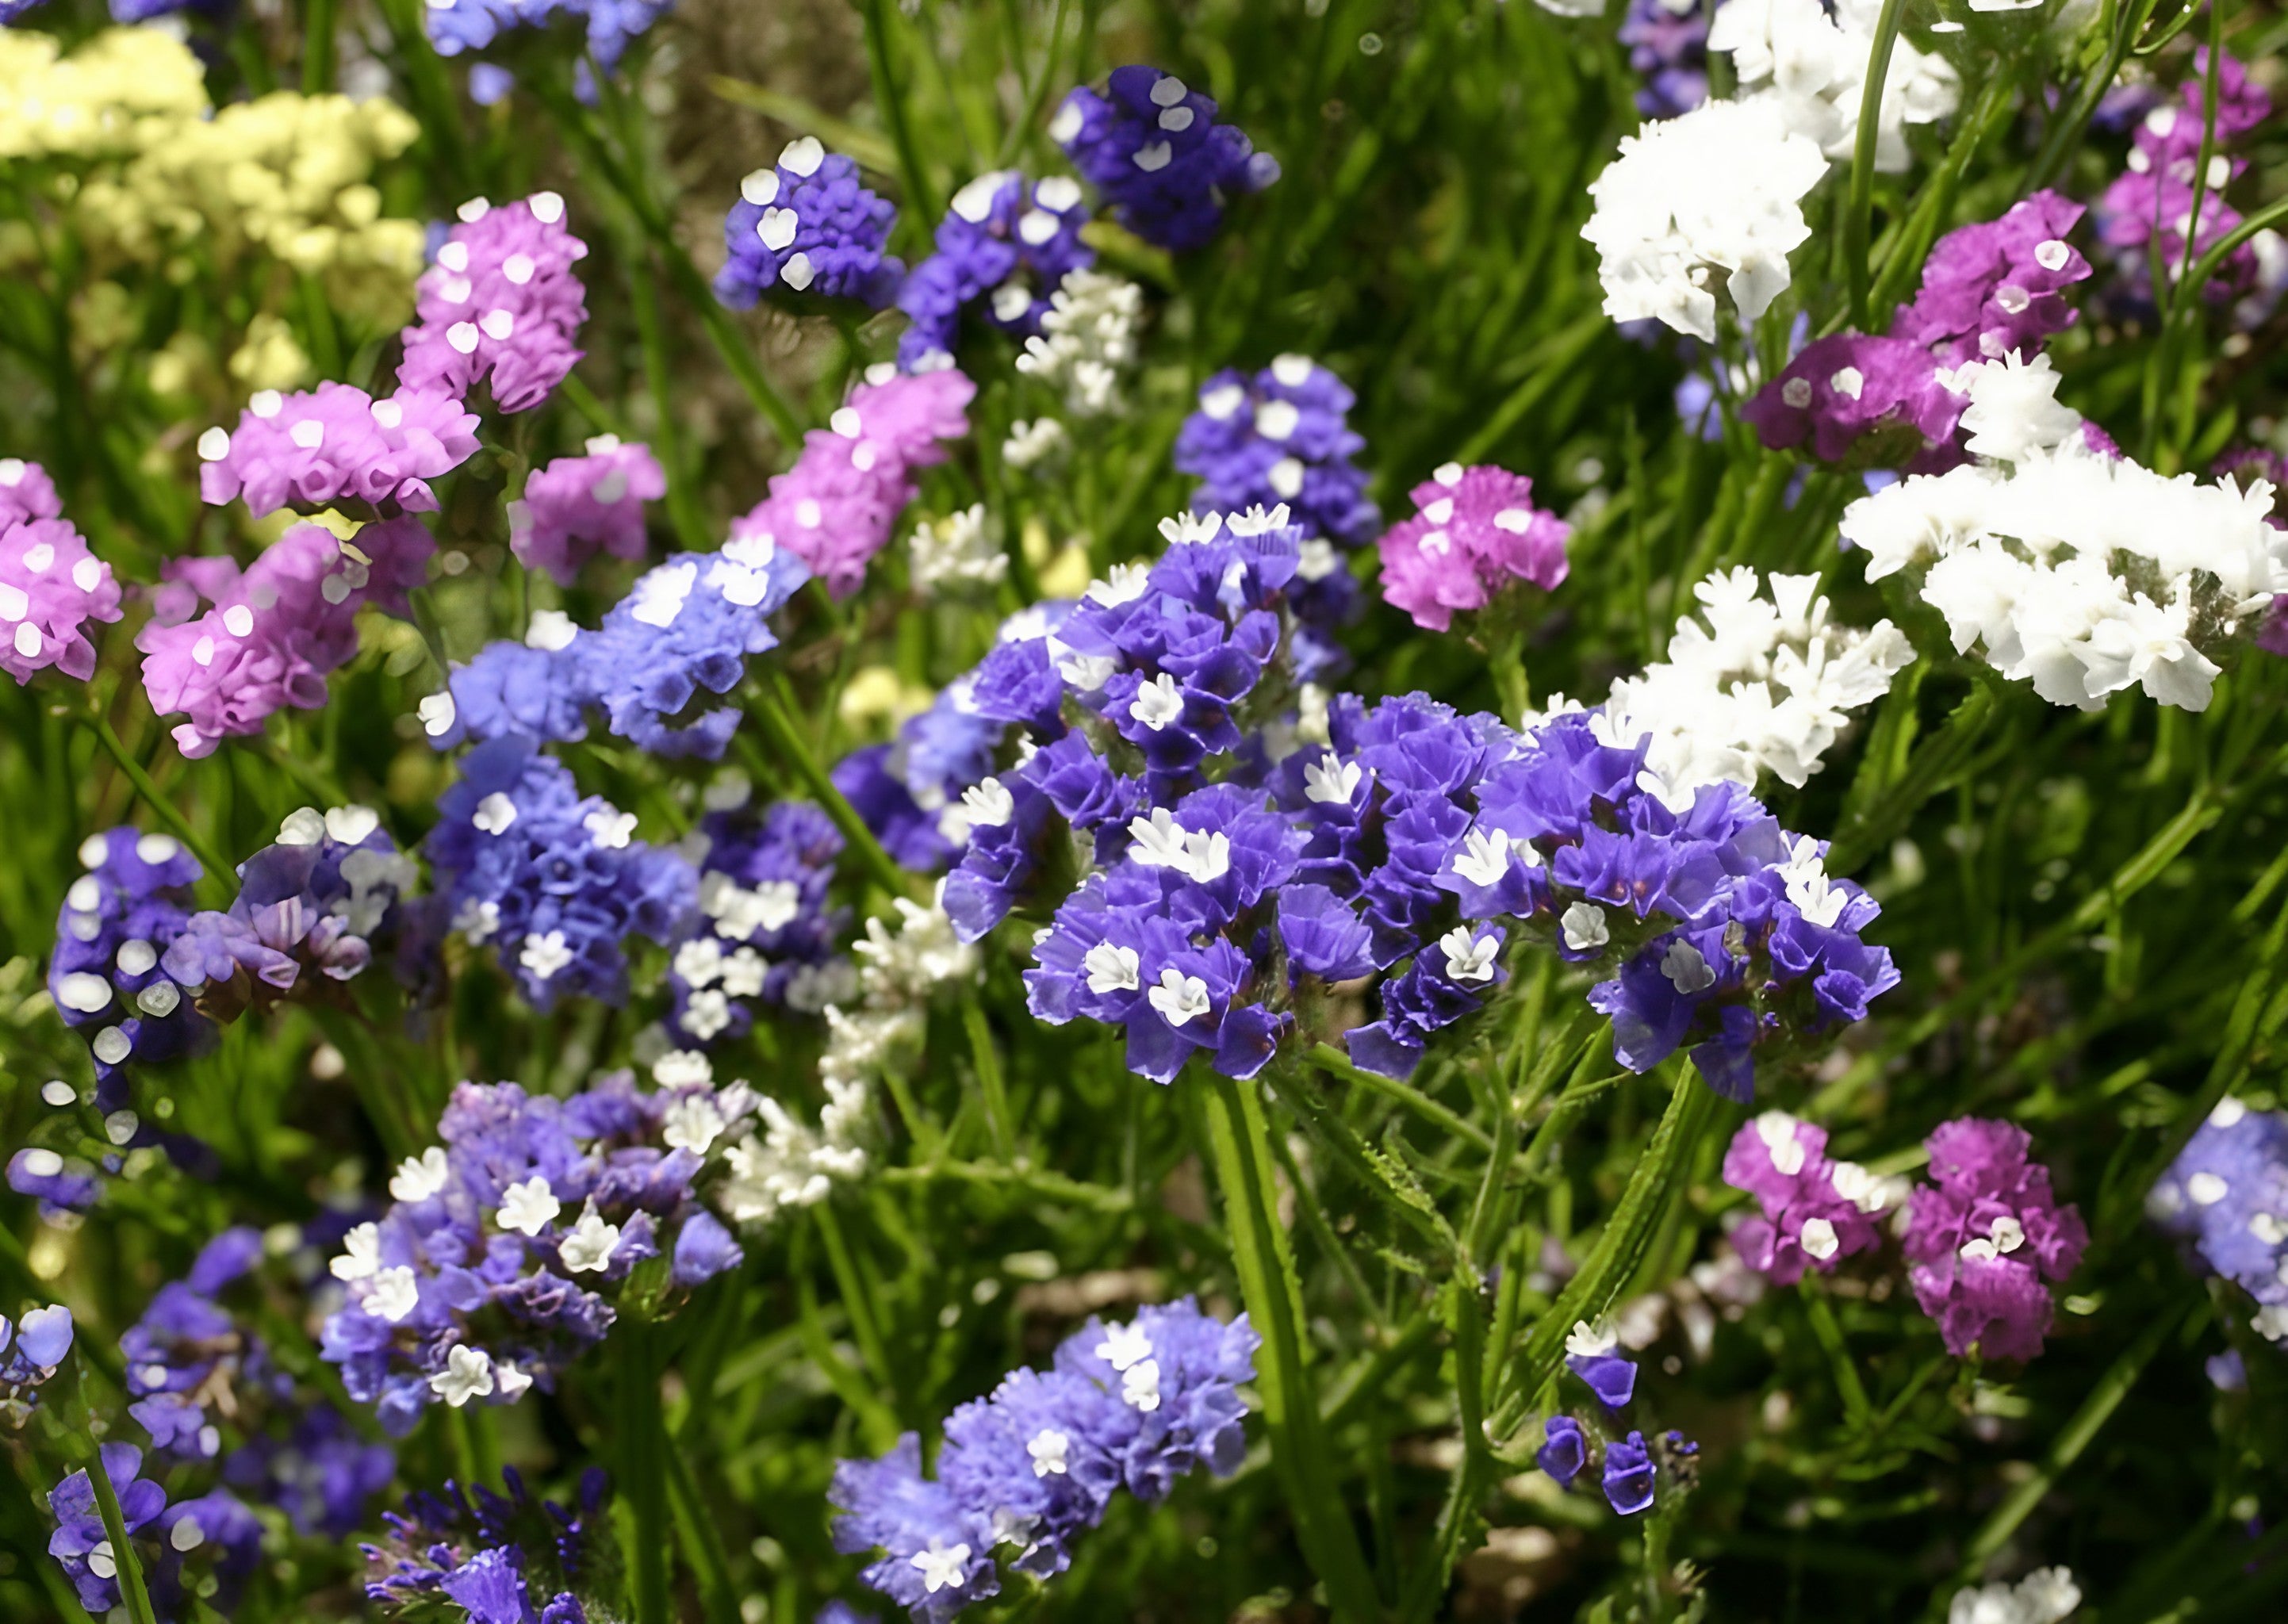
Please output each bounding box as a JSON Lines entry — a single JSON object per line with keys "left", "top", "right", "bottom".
{"left": 0, "top": 458, "right": 121, "bottom": 685}
{"left": 138, "top": 519, "right": 435, "bottom": 757}
{"left": 197, "top": 385, "right": 481, "bottom": 519}
{"left": 1374, "top": 462, "right": 1569, "bottom": 633}
{"left": 729, "top": 367, "right": 977, "bottom": 598}
{"left": 2098, "top": 50, "right": 2271, "bottom": 299}
{"left": 397, "top": 193, "right": 590, "bottom": 413}
{"left": 1721, "top": 1111, "right": 1898, "bottom": 1286}
{"left": 509, "top": 436, "right": 666, "bottom": 585}
{"left": 1903, "top": 1117, "right": 2087, "bottom": 1362}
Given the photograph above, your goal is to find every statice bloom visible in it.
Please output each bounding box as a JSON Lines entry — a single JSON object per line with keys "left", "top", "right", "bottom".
{"left": 1374, "top": 461, "right": 1570, "bottom": 631}
{"left": 322, "top": 1073, "right": 748, "bottom": 1435}
{"left": 398, "top": 192, "right": 588, "bottom": 412}
{"left": 834, "top": 678, "right": 1008, "bottom": 871}
{"left": 510, "top": 436, "right": 665, "bottom": 584}
{"left": 47, "top": 828, "right": 213, "bottom": 1095}
{"left": 1537, "top": 1415, "right": 1692, "bottom": 1517}
{"left": 1722, "top": 1109, "right": 1906, "bottom": 1283}
{"left": 834, "top": 1300, "right": 1256, "bottom": 1617}
{"left": 425, "top": 736, "right": 695, "bottom": 1008}
{"left": 362, "top": 1467, "right": 610, "bottom": 1622}
{"left": 1901, "top": 1118, "right": 2087, "bottom": 1362}
{"left": 423, "top": 0, "right": 668, "bottom": 73}
{"left": 1619, "top": 0, "right": 1711, "bottom": 121}
{"left": 1892, "top": 191, "right": 2095, "bottom": 366}
{"left": 1562, "top": 1320, "right": 1640, "bottom": 1410}
{"left": 139, "top": 518, "right": 436, "bottom": 757}
{"left": 1014, "top": 270, "right": 1144, "bottom": 416}
{"left": 2149, "top": 1097, "right": 2288, "bottom": 1344}
{"left": 1945, "top": 1568, "right": 2083, "bottom": 1624}
{"left": 896, "top": 172, "right": 1094, "bottom": 369}
{"left": 1707, "top": 0, "right": 1957, "bottom": 170}
{"left": 730, "top": 369, "right": 977, "bottom": 597}
{"left": 1741, "top": 333, "right": 1968, "bottom": 470}
{"left": 7, "top": 1147, "right": 101, "bottom": 1212}
{"left": 1051, "top": 67, "right": 1278, "bottom": 252}
{"left": 717, "top": 137, "right": 901, "bottom": 308}
{"left": 669, "top": 797, "right": 852, "bottom": 1044}
{"left": 196, "top": 384, "right": 479, "bottom": 518}
{"left": 2097, "top": 50, "right": 2272, "bottom": 304}
{"left": 48, "top": 1444, "right": 263, "bottom": 1620}
{"left": 1, "top": 1304, "right": 74, "bottom": 1427}
{"left": 0, "top": 460, "right": 121, "bottom": 683}
{"left": 1174, "top": 357, "right": 1380, "bottom": 546}
{"left": 162, "top": 803, "right": 421, "bottom": 1021}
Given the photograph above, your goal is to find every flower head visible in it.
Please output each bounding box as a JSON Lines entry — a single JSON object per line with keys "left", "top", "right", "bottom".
{"left": 717, "top": 139, "right": 902, "bottom": 308}
{"left": 1052, "top": 67, "right": 1278, "bottom": 252}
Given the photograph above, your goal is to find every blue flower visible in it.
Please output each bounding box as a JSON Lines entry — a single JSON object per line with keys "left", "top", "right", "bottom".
{"left": 1052, "top": 66, "right": 1279, "bottom": 252}
{"left": 1536, "top": 1415, "right": 1586, "bottom": 1487}
{"left": 1175, "top": 358, "right": 1380, "bottom": 546}
{"left": 718, "top": 140, "right": 902, "bottom": 308}
{"left": 896, "top": 171, "right": 1094, "bottom": 370}
{"left": 830, "top": 1435, "right": 1002, "bottom": 1622}
{"left": 47, "top": 828, "right": 213, "bottom": 1097}
{"left": 1602, "top": 1430, "right": 1658, "bottom": 1516}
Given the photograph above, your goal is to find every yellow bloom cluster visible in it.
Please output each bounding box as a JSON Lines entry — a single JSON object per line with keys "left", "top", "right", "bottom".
{"left": 0, "top": 27, "right": 207, "bottom": 159}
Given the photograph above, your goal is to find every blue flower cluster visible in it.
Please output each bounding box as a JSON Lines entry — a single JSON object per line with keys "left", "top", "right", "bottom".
{"left": 833, "top": 675, "right": 1006, "bottom": 872}
{"left": 46, "top": 828, "right": 212, "bottom": 1102}
{"left": 426, "top": 737, "right": 694, "bottom": 1009}
{"left": 362, "top": 1468, "right": 610, "bottom": 1624}
{"left": 0, "top": 1302, "right": 73, "bottom": 1427}
{"left": 717, "top": 138, "right": 903, "bottom": 309}
{"left": 831, "top": 1298, "right": 1256, "bottom": 1621}
{"left": 2152, "top": 1097, "right": 2288, "bottom": 1346}
{"left": 436, "top": 540, "right": 811, "bottom": 762}
{"left": 1052, "top": 67, "right": 1280, "bottom": 253}
{"left": 320, "top": 1074, "right": 746, "bottom": 1436}
{"left": 1174, "top": 358, "right": 1381, "bottom": 546}
{"left": 1533, "top": 1326, "right": 1699, "bottom": 1516}
{"left": 423, "top": 0, "right": 670, "bottom": 75}
{"left": 48, "top": 1443, "right": 264, "bottom": 1620}
{"left": 669, "top": 795, "right": 853, "bottom": 1044}
{"left": 896, "top": 171, "right": 1095, "bottom": 371}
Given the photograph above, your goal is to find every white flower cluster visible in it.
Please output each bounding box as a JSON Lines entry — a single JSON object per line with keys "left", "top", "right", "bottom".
{"left": 1014, "top": 268, "right": 1142, "bottom": 416}
{"left": 1945, "top": 1567, "right": 2081, "bottom": 1624}
{"left": 1840, "top": 355, "right": 2287, "bottom": 714}
{"left": 908, "top": 502, "right": 1008, "bottom": 592}
{"left": 1582, "top": 98, "right": 1830, "bottom": 341}
{"left": 1709, "top": 0, "right": 1960, "bottom": 172}
{"left": 1590, "top": 569, "right": 1915, "bottom": 809}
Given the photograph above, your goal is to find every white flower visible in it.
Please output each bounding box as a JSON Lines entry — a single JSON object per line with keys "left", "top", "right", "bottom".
{"left": 583, "top": 808, "right": 637, "bottom": 848}
{"left": 1129, "top": 673, "right": 1186, "bottom": 731}
{"left": 662, "top": 1094, "right": 729, "bottom": 1155}
{"left": 1561, "top": 902, "right": 1611, "bottom": 952}
{"left": 520, "top": 931, "right": 574, "bottom": 981}
{"left": 1565, "top": 1319, "right": 1619, "bottom": 1358}
{"left": 1003, "top": 417, "right": 1070, "bottom": 469}
{"left": 1147, "top": 968, "right": 1212, "bottom": 1027}
{"left": 1124, "top": 808, "right": 1232, "bottom": 883}
{"left": 910, "top": 504, "right": 1008, "bottom": 590}
{"left": 1303, "top": 751, "right": 1362, "bottom": 805}
{"left": 910, "top": 1543, "right": 973, "bottom": 1596}
{"left": 428, "top": 1344, "right": 496, "bottom": 1407}
{"left": 1083, "top": 942, "right": 1142, "bottom": 994}
{"left": 367, "top": 1266, "right": 420, "bottom": 1322}
{"left": 558, "top": 1203, "right": 622, "bottom": 1274}
{"left": 1710, "top": 0, "right": 1958, "bottom": 171}
{"left": 330, "top": 1222, "right": 381, "bottom": 1281}
{"left": 1754, "top": 1110, "right": 1807, "bottom": 1176}
{"left": 1027, "top": 1428, "right": 1071, "bottom": 1477}
{"left": 1799, "top": 1218, "right": 1839, "bottom": 1262}
{"left": 389, "top": 1147, "right": 450, "bottom": 1202}
{"left": 1121, "top": 1357, "right": 1163, "bottom": 1411}
{"left": 493, "top": 1362, "right": 535, "bottom": 1404}
{"left": 496, "top": 1176, "right": 561, "bottom": 1236}
{"left": 1015, "top": 270, "right": 1144, "bottom": 416}
{"left": 1956, "top": 352, "right": 2087, "bottom": 464}
{"left": 1947, "top": 1565, "right": 2082, "bottom": 1624}
{"left": 472, "top": 792, "right": 519, "bottom": 835}
{"left": 1097, "top": 1320, "right": 1154, "bottom": 1370}
{"left": 1439, "top": 926, "right": 1500, "bottom": 983}
{"left": 960, "top": 777, "right": 1015, "bottom": 829}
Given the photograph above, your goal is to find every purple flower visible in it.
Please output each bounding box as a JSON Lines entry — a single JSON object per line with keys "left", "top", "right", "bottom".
{"left": 439, "top": 638, "right": 594, "bottom": 748}
{"left": 2095, "top": 52, "right": 2272, "bottom": 306}
{"left": 362, "top": 1468, "right": 610, "bottom": 1617}
{"left": 1902, "top": 1118, "right": 2087, "bottom": 1362}
{"left": 511, "top": 437, "right": 665, "bottom": 584}
{"left": 1374, "top": 461, "right": 1570, "bottom": 632}
{"left": 1051, "top": 66, "right": 1278, "bottom": 253}
{"left": 1891, "top": 190, "right": 2094, "bottom": 366}
{"left": 1537, "top": 1415, "right": 1586, "bottom": 1486}
{"left": 2149, "top": 1097, "right": 2288, "bottom": 1346}
{"left": 830, "top": 1435, "right": 1002, "bottom": 1623}
{"left": 398, "top": 192, "right": 589, "bottom": 412}
{"left": 1278, "top": 883, "right": 1375, "bottom": 982}
{"left": 895, "top": 172, "right": 1094, "bottom": 369}
{"left": 47, "top": 1444, "right": 168, "bottom": 1614}
{"left": 717, "top": 139, "right": 902, "bottom": 308}
{"left": 0, "top": 462, "right": 122, "bottom": 684}
{"left": 1174, "top": 357, "right": 1380, "bottom": 546}
{"left": 47, "top": 826, "right": 212, "bottom": 1090}
{"left": 1721, "top": 1110, "right": 1897, "bottom": 1285}
{"left": 1740, "top": 333, "right": 1968, "bottom": 470}
{"left": 1602, "top": 1431, "right": 1657, "bottom": 1516}
{"left": 1619, "top": 0, "right": 1710, "bottom": 121}
{"left": 2, "top": 1303, "right": 75, "bottom": 1419}
{"left": 197, "top": 384, "right": 478, "bottom": 519}
{"left": 6, "top": 1148, "right": 99, "bottom": 1212}
{"left": 669, "top": 798, "right": 850, "bottom": 1044}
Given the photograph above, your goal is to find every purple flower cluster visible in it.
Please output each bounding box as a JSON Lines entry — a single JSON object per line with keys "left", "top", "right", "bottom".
{"left": 320, "top": 1073, "right": 748, "bottom": 1436}
{"left": 48, "top": 1444, "right": 263, "bottom": 1621}
{"left": 1536, "top": 1411, "right": 1695, "bottom": 1519}
{"left": 1902, "top": 1118, "right": 2087, "bottom": 1362}
{"left": 1891, "top": 190, "right": 2095, "bottom": 366}
{"left": 669, "top": 797, "right": 852, "bottom": 1044}
{"left": 1050, "top": 67, "right": 1278, "bottom": 253}
{"left": 399, "top": 193, "right": 590, "bottom": 414}
{"left": 1739, "top": 333, "right": 1969, "bottom": 471}
{"left": 1721, "top": 1110, "right": 1899, "bottom": 1285}
{"left": 832, "top": 1299, "right": 1256, "bottom": 1620}
{"left": 510, "top": 436, "right": 665, "bottom": 585}
{"left": 1619, "top": 0, "right": 1710, "bottom": 121}
{"left": 1374, "top": 461, "right": 1570, "bottom": 633}
{"left": 47, "top": 827, "right": 213, "bottom": 1099}
{"left": 1, "top": 1303, "right": 74, "bottom": 1426}
{"left": 423, "top": 0, "right": 669, "bottom": 75}
{"left": 2098, "top": 49, "right": 2272, "bottom": 304}
{"left": 834, "top": 675, "right": 1007, "bottom": 871}
{"left": 196, "top": 385, "right": 480, "bottom": 519}
{"left": 1174, "top": 357, "right": 1380, "bottom": 546}
{"left": 2149, "top": 1097, "right": 2288, "bottom": 1346}
{"left": 717, "top": 138, "right": 903, "bottom": 308}
{"left": 0, "top": 458, "right": 121, "bottom": 685}
{"left": 896, "top": 173, "right": 1094, "bottom": 370}
{"left": 138, "top": 517, "right": 436, "bottom": 758}
{"left": 362, "top": 1468, "right": 609, "bottom": 1624}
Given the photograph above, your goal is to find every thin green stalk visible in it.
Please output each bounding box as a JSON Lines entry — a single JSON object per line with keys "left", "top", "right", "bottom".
{"left": 1799, "top": 1278, "right": 1871, "bottom": 1428}
{"left": 1842, "top": 0, "right": 1908, "bottom": 326}
{"left": 616, "top": 1328, "right": 673, "bottom": 1624}
{"left": 995, "top": 0, "right": 1073, "bottom": 167}
{"left": 961, "top": 998, "right": 1013, "bottom": 1156}
{"left": 1308, "top": 1043, "right": 1493, "bottom": 1151}
{"left": 2023, "top": 0, "right": 2152, "bottom": 193}
{"left": 623, "top": 239, "right": 711, "bottom": 553}
{"left": 86, "top": 711, "right": 229, "bottom": 888}
{"left": 741, "top": 684, "right": 910, "bottom": 897}
{"left": 302, "top": 0, "right": 338, "bottom": 92}
{"left": 664, "top": 1442, "right": 745, "bottom": 1624}
{"left": 813, "top": 1202, "right": 895, "bottom": 1390}
{"left": 81, "top": 1438, "right": 159, "bottom": 1624}
{"left": 860, "top": 0, "right": 941, "bottom": 228}
{"left": 1202, "top": 1071, "right": 1384, "bottom": 1622}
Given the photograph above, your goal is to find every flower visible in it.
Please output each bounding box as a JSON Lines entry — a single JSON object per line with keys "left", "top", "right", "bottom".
{"left": 2095, "top": 51, "right": 2271, "bottom": 305}
{"left": 1945, "top": 1567, "right": 2083, "bottom": 1624}
{"left": 397, "top": 192, "right": 588, "bottom": 412}
{"left": 1902, "top": 1118, "right": 2088, "bottom": 1361}
{"left": 909, "top": 504, "right": 1008, "bottom": 592}
{"left": 362, "top": 1467, "right": 611, "bottom": 1622}
{"left": 1722, "top": 1110, "right": 1903, "bottom": 1283}
{"left": 1052, "top": 67, "right": 1278, "bottom": 252}
{"left": 669, "top": 798, "right": 851, "bottom": 1044}
{"left": 1174, "top": 357, "right": 1380, "bottom": 546}
{"left": 1536, "top": 1415, "right": 1587, "bottom": 1485}
{"left": 1601, "top": 1430, "right": 1658, "bottom": 1515}
{"left": 1374, "top": 461, "right": 1570, "bottom": 631}
{"left": 46, "top": 827, "right": 213, "bottom": 1097}
{"left": 2149, "top": 1097, "right": 2288, "bottom": 1344}
{"left": 1739, "top": 333, "right": 1968, "bottom": 469}
{"left": 716, "top": 138, "right": 903, "bottom": 308}
{"left": 0, "top": 462, "right": 121, "bottom": 684}
{"left": 1892, "top": 191, "right": 2094, "bottom": 366}
{"left": 1562, "top": 1320, "right": 1639, "bottom": 1409}
{"left": 423, "top": 0, "right": 668, "bottom": 71}
{"left": 1619, "top": 0, "right": 1711, "bottom": 121}
{"left": 1707, "top": 0, "right": 1957, "bottom": 170}
{"left": 1, "top": 1304, "right": 74, "bottom": 1424}
{"left": 509, "top": 437, "right": 665, "bottom": 584}
{"left": 896, "top": 172, "right": 1094, "bottom": 370}
{"left": 1014, "top": 270, "right": 1144, "bottom": 416}
{"left": 196, "top": 385, "right": 478, "bottom": 519}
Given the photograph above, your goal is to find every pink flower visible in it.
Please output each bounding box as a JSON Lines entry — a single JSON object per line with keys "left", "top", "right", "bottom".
{"left": 197, "top": 385, "right": 480, "bottom": 519}
{"left": 1721, "top": 1111, "right": 1895, "bottom": 1286}
{"left": 509, "top": 437, "right": 666, "bottom": 585}
{"left": 1374, "top": 462, "right": 1569, "bottom": 633}
{"left": 0, "top": 455, "right": 64, "bottom": 527}
{"left": 137, "top": 518, "right": 435, "bottom": 758}
{"left": 730, "top": 369, "right": 977, "bottom": 598}
{"left": 397, "top": 192, "right": 590, "bottom": 413}
{"left": 0, "top": 461, "right": 121, "bottom": 684}
{"left": 1903, "top": 1117, "right": 2087, "bottom": 1362}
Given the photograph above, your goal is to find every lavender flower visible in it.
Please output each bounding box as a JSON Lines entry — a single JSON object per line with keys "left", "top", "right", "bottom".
{"left": 1051, "top": 67, "right": 1278, "bottom": 253}
{"left": 1174, "top": 357, "right": 1380, "bottom": 546}
{"left": 399, "top": 193, "right": 589, "bottom": 413}
{"left": 717, "top": 137, "right": 902, "bottom": 308}
{"left": 2096, "top": 50, "right": 2271, "bottom": 306}
{"left": 48, "top": 1444, "right": 263, "bottom": 1620}
{"left": 1891, "top": 190, "right": 2094, "bottom": 366}
{"left": 1374, "top": 461, "right": 1570, "bottom": 632}
{"left": 1, "top": 1304, "right": 74, "bottom": 1426}
{"left": 196, "top": 385, "right": 479, "bottom": 519}
{"left": 0, "top": 460, "right": 121, "bottom": 684}
{"left": 1722, "top": 1109, "right": 1905, "bottom": 1284}
{"left": 362, "top": 1468, "right": 612, "bottom": 1622}
{"left": 1619, "top": 0, "right": 1711, "bottom": 121}
{"left": 423, "top": 0, "right": 668, "bottom": 74}
{"left": 1740, "top": 333, "right": 1968, "bottom": 471}
{"left": 895, "top": 173, "right": 1094, "bottom": 370}
{"left": 2149, "top": 1097, "right": 2288, "bottom": 1345}
{"left": 1602, "top": 1431, "right": 1657, "bottom": 1515}
{"left": 510, "top": 436, "right": 665, "bottom": 585}
{"left": 1903, "top": 1118, "right": 2088, "bottom": 1362}
{"left": 1536, "top": 1415, "right": 1586, "bottom": 1485}
{"left": 48, "top": 827, "right": 212, "bottom": 1095}
{"left": 670, "top": 796, "right": 852, "bottom": 1044}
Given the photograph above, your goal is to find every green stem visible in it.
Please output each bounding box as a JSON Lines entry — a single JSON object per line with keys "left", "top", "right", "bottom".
{"left": 814, "top": 1202, "right": 895, "bottom": 1391}
{"left": 617, "top": 1327, "right": 673, "bottom": 1624}
{"left": 741, "top": 684, "right": 910, "bottom": 897}
{"left": 82, "top": 1438, "right": 159, "bottom": 1624}
{"left": 663, "top": 1442, "right": 744, "bottom": 1624}
{"left": 302, "top": 0, "right": 338, "bottom": 92}
{"left": 1202, "top": 1071, "right": 1384, "bottom": 1622}
{"left": 859, "top": 0, "right": 941, "bottom": 228}
{"left": 623, "top": 239, "right": 711, "bottom": 553}
{"left": 1799, "top": 1277, "right": 1871, "bottom": 1428}
{"left": 1307, "top": 1043, "right": 1493, "bottom": 1151}
{"left": 1842, "top": 0, "right": 1908, "bottom": 327}
{"left": 961, "top": 998, "right": 1012, "bottom": 1156}
{"left": 86, "top": 712, "right": 230, "bottom": 889}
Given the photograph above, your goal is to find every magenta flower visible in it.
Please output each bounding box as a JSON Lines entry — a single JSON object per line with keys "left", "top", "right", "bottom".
{"left": 729, "top": 369, "right": 976, "bottom": 598}
{"left": 1740, "top": 333, "right": 1968, "bottom": 469}
{"left": 397, "top": 192, "right": 591, "bottom": 413}
{"left": 2096, "top": 52, "right": 2272, "bottom": 301}
{"left": 1903, "top": 1117, "right": 2087, "bottom": 1362}
{"left": 510, "top": 437, "right": 665, "bottom": 585}
{"left": 0, "top": 460, "right": 121, "bottom": 684}
{"left": 1720, "top": 1111, "right": 1897, "bottom": 1286}
{"left": 197, "top": 385, "right": 481, "bottom": 519}
{"left": 138, "top": 519, "right": 435, "bottom": 758}
{"left": 1891, "top": 190, "right": 2094, "bottom": 366}
{"left": 1374, "top": 462, "right": 1569, "bottom": 633}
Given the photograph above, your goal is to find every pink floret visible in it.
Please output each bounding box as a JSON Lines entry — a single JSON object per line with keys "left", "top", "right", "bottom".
{"left": 1374, "top": 462, "right": 1569, "bottom": 633}
{"left": 510, "top": 438, "right": 666, "bottom": 585}
{"left": 397, "top": 192, "right": 590, "bottom": 413}
{"left": 0, "top": 462, "right": 123, "bottom": 685}
{"left": 197, "top": 385, "right": 480, "bottom": 519}
{"left": 1903, "top": 1116, "right": 2088, "bottom": 1362}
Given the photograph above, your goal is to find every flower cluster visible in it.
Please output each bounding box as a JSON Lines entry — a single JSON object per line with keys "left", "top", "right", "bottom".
{"left": 320, "top": 1073, "right": 748, "bottom": 1435}
{"left": 2097, "top": 50, "right": 2271, "bottom": 304}
{"left": 195, "top": 385, "right": 480, "bottom": 519}
{"left": 1892, "top": 192, "right": 2096, "bottom": 368}
{"left": 0, "top": 1304, "right": 74, "bottom": 1427}
{"left": 397, "top": 193, "right": 589, "bottom": 414}
{"left": 669, "top": 796, "right": 852, "bottom": 1044}
{"left": 1536, "top": 1334, "right": 1698, "bottom": 1523}
{"left": 509, "top": 436, "right": 667, "bottom": 585}
{"left": 1619, "top": 0, "right": 1711, "bottom": 121}
{"left": 46, "top": 827, "right": 212, "bottom": 1098}
{"left": 1373, "top": 461, "right": 1570, "bottom": 633}
{"left": 1707, "top": 0, "right": 1956, "bottom": 171}
{"left": 138, "top": 517, "right": 438, "bottom": 757}
{"left": 48, "top": 1444, "right": 263, "bottom": 1621}
{"left": 1174, "top": 357, "right": 1381, "bottom": 546}
{"left": 425, "top": 737, "right": 695, "bottom": 1008}
{"left": 831, "top": 1299, "right": 1256, "bottom": 1619}
{"left": 1013, "top": 270, "right": 1144, "bottom": 417}
{"left": 834, "top": 673, "right": 1006, "bottom": 873}
{"left": 362, "top": 1468, "right": 615, "bottom": 1624}
{"left": 716, "top": 137, "right": 902, "bottom": 308}
{"left": 730, "top": 369, "right": 978, "bottom": 598}
{"left": 423, "top": 0, "right": 668, "bottom": 73}
{"left": 1722, "top": 1110, "right": 1907, "bottom": 1284}
{"left": 897, "top": 172, "right": 1094, "bottom": 370}
{"left": 2149, "top": 1097, "right": 2288, "bottom": 1344}
{"left": 1946, "top": 1568, "right": 2083, "bottom": 1624}
{"left": 1902, "top": 1118, "right": 2087, "bottom": 1362}
{"left": 1052, "top": 67, "right": 1279, "bottom": 252}
{"left": 0, "top": 458, "right": 122, "bottom": 684}
{"left": 909, "top": 504, "right": 1008, "bottom": 592}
